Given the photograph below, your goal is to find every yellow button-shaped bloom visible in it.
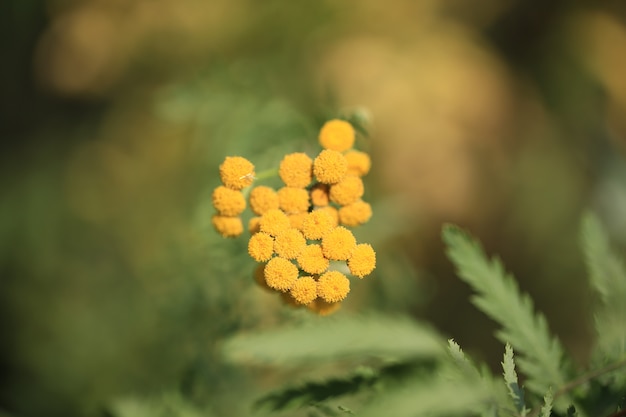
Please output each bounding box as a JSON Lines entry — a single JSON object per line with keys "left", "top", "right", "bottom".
{"left": 212, "top": 186, "right": 246, "bottom": 216}
{"left": 288, "top": 212, "right": 308, "bottom": 230}
{"left": 338, "top": 200, "right": 372, "bottom": 227}
{"left": 249, "top": 186, "right": 279, "bottom": 215}
{"left": 278, "top": 187, "right": 310, "bottom": 214}
{"left": 321, "top": 226, "right": 356, "bottom": 260}
{"left": 219, "top": 156, "right": 254, "bottom": 190}
{"left": 301, "top": 210, "right": 335, "bottom": 240}
{"left": 259, "top": 209, "right": 290, "bottom": 237}
{"left": 315, "top": 206, "right": 339, "bottom": 227}
{"left": 248, "top": 216, "right": 261, "bottom": 234}
{"left": 345, "top": 150, "right": 371, "bottom": 177}
{"left": 348, "top": 243, "right": 376, "bottom": 278}
{"left": 248, "top": 232, "right": 274, "bottom": 262}
{"left": 317, "top": 271, "right": 350, "bottom": 302}
{"left": 313, "top": 150, "right": 348, "bottom": 184}
{"left": 264, "top": 257, "right": 299, "bottom": 292}
{"left": 309, "top": 183, "right": 330, "bottom": 207}
{"left": 279, "top": 153, "right": 313, "bottom": 188}
{"left": 307, "top": 298, "right": 342, "bottom": 316}
{"left": 297, "top": 244, "right": 330, "bottom": 275}
{"left": 318, "top": 119, "right": 355, "bottom": 152}
{"left": 329, "top": 175, "right": 364, "bottom": 206}
{"left": 273, "top": 228, "right": 306, "bottom": 259}
{"left": 212, "top": 215, "right": 243, "bottom": 238}
{"left": 290, "top": 276, "right": 318, "bottom": 304}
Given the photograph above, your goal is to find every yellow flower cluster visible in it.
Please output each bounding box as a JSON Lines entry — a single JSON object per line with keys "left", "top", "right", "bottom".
{"left": 212, "top": 119, "right": 376, "bottom": 314}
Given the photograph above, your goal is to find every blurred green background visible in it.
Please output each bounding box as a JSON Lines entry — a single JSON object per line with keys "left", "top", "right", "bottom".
{"left": 2, "top": 0, "right": 626, "bottom": 416}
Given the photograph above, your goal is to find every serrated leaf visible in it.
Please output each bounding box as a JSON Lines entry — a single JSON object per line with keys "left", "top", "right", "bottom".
{"left": 442, "top": 225, "right": 568, "bottom": 404}
{"left": 358, "top": 366, "right": 492, "bottom": 417}
{"left": 540, "top": 389, "right": 553, "bottom": 417}
{"left": 222, "top": 314, "right": 446, "bottom": 365}
{"left": 580, "top": 213, "right": 626, "bottom": 366}
{"left": 502, "top": 343, "right": 526, "bottom": 415}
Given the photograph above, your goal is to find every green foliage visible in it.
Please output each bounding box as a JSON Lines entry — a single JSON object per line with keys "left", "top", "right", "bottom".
{"left": 216, "top": 215, "right": 626, "bottom": 417}
{"left": 442, "top": 225, "right": 570, "bottom": 403}
{"left": 581, "top": 214, "right": 626, "bottom": 368}
{"left": 222, "top": 314, "right": 447, "bottom": 366}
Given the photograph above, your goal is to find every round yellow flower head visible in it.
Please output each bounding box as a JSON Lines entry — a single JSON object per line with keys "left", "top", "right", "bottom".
{"left": 288, "top": 212, "right": 308, "bottom": 230}
{"left": 253, "top": 263, "right": 273, "bottom": 292}
{"left": 273, "top": 228, "right": 306, "bottom": 259}
{"left": 301, "top": 210, "right": 336, "bottom": 240}
{"left": 321, "top": 226, "right": 357, "bottom": 260}
{"left": 313, "top": 149, "right": 348, "bottom": 184}
{"left": 348, "top": 243, "right": 376, "bottom": 278}
{"left": 212, "top": 215, "right": 243, "bottom": 238}
{"left": 315, "top": 206, "right": 339, "bottom": 227}
{"left": 309, "top": 183, "right": 330, "bottom": 207}
{"left": 259, "top": 208, "right": 291, "bottom": 237}
{"left": 248, "top": 231, "right": 274, "bottom": 262}
{"left": 290, "top": 276, "right": 318, "bottom": 304}
{"left": 212, "top": 186, "right": 246, "bottom": 216}
{"left": 249, "top": 185, "right": 279, "bottom": 215}
{"left": 264, "top": 257, "right": 299, "bottom": 292}
{"left": 297, "top": 244, "right": 330, "bottom": 275}
{"left": 279, "top": 153, "right": 313, "bottom": 188}
{"left": 339, "top": 200, "right": 372, "bottom": 227}
{"left": 248, "top": 216, "right": 261, "bottom": 234}
{"left": 317, "top": 271, "right": 350, "bottom": 302}
{"left": 278, "top": 187, "right": 310, "bottom": 214}
{"left": 318, "top": 119, "right": 355, "bottom": 152}
{"left": 345, "top": 150, "right": 371, "bottom": 177}
{"left": 219, "top": 156, "right": 255, "bottom": 190}
{"left": 307, "top": 298, "right": 342, "bottom": 316}
{"left": 329, "top": 175, "right": 364, "bottom": 206}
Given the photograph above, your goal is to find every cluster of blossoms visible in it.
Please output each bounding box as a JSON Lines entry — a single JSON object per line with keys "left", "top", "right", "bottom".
{"left": 212, "top": 119, "right": 376, "bottom": 315}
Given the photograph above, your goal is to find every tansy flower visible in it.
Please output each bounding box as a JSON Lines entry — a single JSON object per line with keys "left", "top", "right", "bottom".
{"left": 307, "top": 298, "right": 342, "bottom": 316}
{"left": 297, "top": 244, "right": 330, "bottom": 275}
{"left": 345, "top": 150, "right": 371, "bottom": 177}
{"left": 288, "top": 212, "right": 308, "bottom": 230}
{"left": 329, "top": 175, "right": 364, "bottom": 206}
{"left": 321, "top": 226, "right": 357, "bottom": 260}
{"left": 313, "top": 149, "right": 348, "bottom": 184}
{"left": 279, "top": 153, "right": 313, "bottom": 188}
{"left": 212, "top": 186, "right": 246, "bottom": 216}
{"left": 318, "top": 119, "right": 355, "bottom": 152}
{"left": 317, "top": 271, "right": 350, "bottom": 302}
{"left": 253, "top": 263, "right": 273, "bottom": 292}
{"left": 248, "top": 232, "right": 274, "bottom": 262}
{"left": 219, "top": 156, "right": 255, "bottom": 190}
{"left": 301, "top": 210, "right": 335, "bottom": 240}
{"left": 309, "top": 183, "right": 330, "bottom": 207}
{"left": 348, "top": 243, "right": 376, "bottom": 278}
{"left": 249, "top": 186, "right": 279, "bottom": 215}
{"left": 212, "top": 215, "right": 243, "bottom": 238}
{"left": 315, "top": 206, "right": 339, "bottom": 227}
{"left": 259, "top": 209, "right": 291, "bottom": 237}
{"left": 273, "top": 228, "right": 306, "bottom": 259}
{"left": 264, "top": 257, "right": 299, "bottom": 291}
{"left": 248, "top": 216, "right": 261, "bottom": 234}
{"left": 289, "top": 276, "right": 318, "bottom": 304}
{"left": 278, "top": 187, "right": 310, "bottom": 214}
{"left": 338, "top": 200, "right": 372, "bottom": 227}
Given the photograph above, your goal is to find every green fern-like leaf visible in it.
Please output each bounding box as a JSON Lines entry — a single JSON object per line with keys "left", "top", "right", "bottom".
{"left": 502, "top": 343, "right": 527, "bottom": 415}
{"left": 222, "top": 314, "right": 446, "bottom": 366}
{"left": 540, "top": 389, "right": 553, "bottom": 417}
{"left": 442, "top": 225, "right": 569, "bottom": 401}
{"left": 580, "top": 213, "right": 626, "bottom": 364}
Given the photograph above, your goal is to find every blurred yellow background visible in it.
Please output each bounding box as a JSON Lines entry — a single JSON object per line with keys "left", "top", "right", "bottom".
{"left": 2, "top": 1, "right": 626, "bottom": 416}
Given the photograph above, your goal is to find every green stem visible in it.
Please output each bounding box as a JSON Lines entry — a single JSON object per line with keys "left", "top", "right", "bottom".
{"left": 527, "top": 356, "right": 626, "bottom": 417}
